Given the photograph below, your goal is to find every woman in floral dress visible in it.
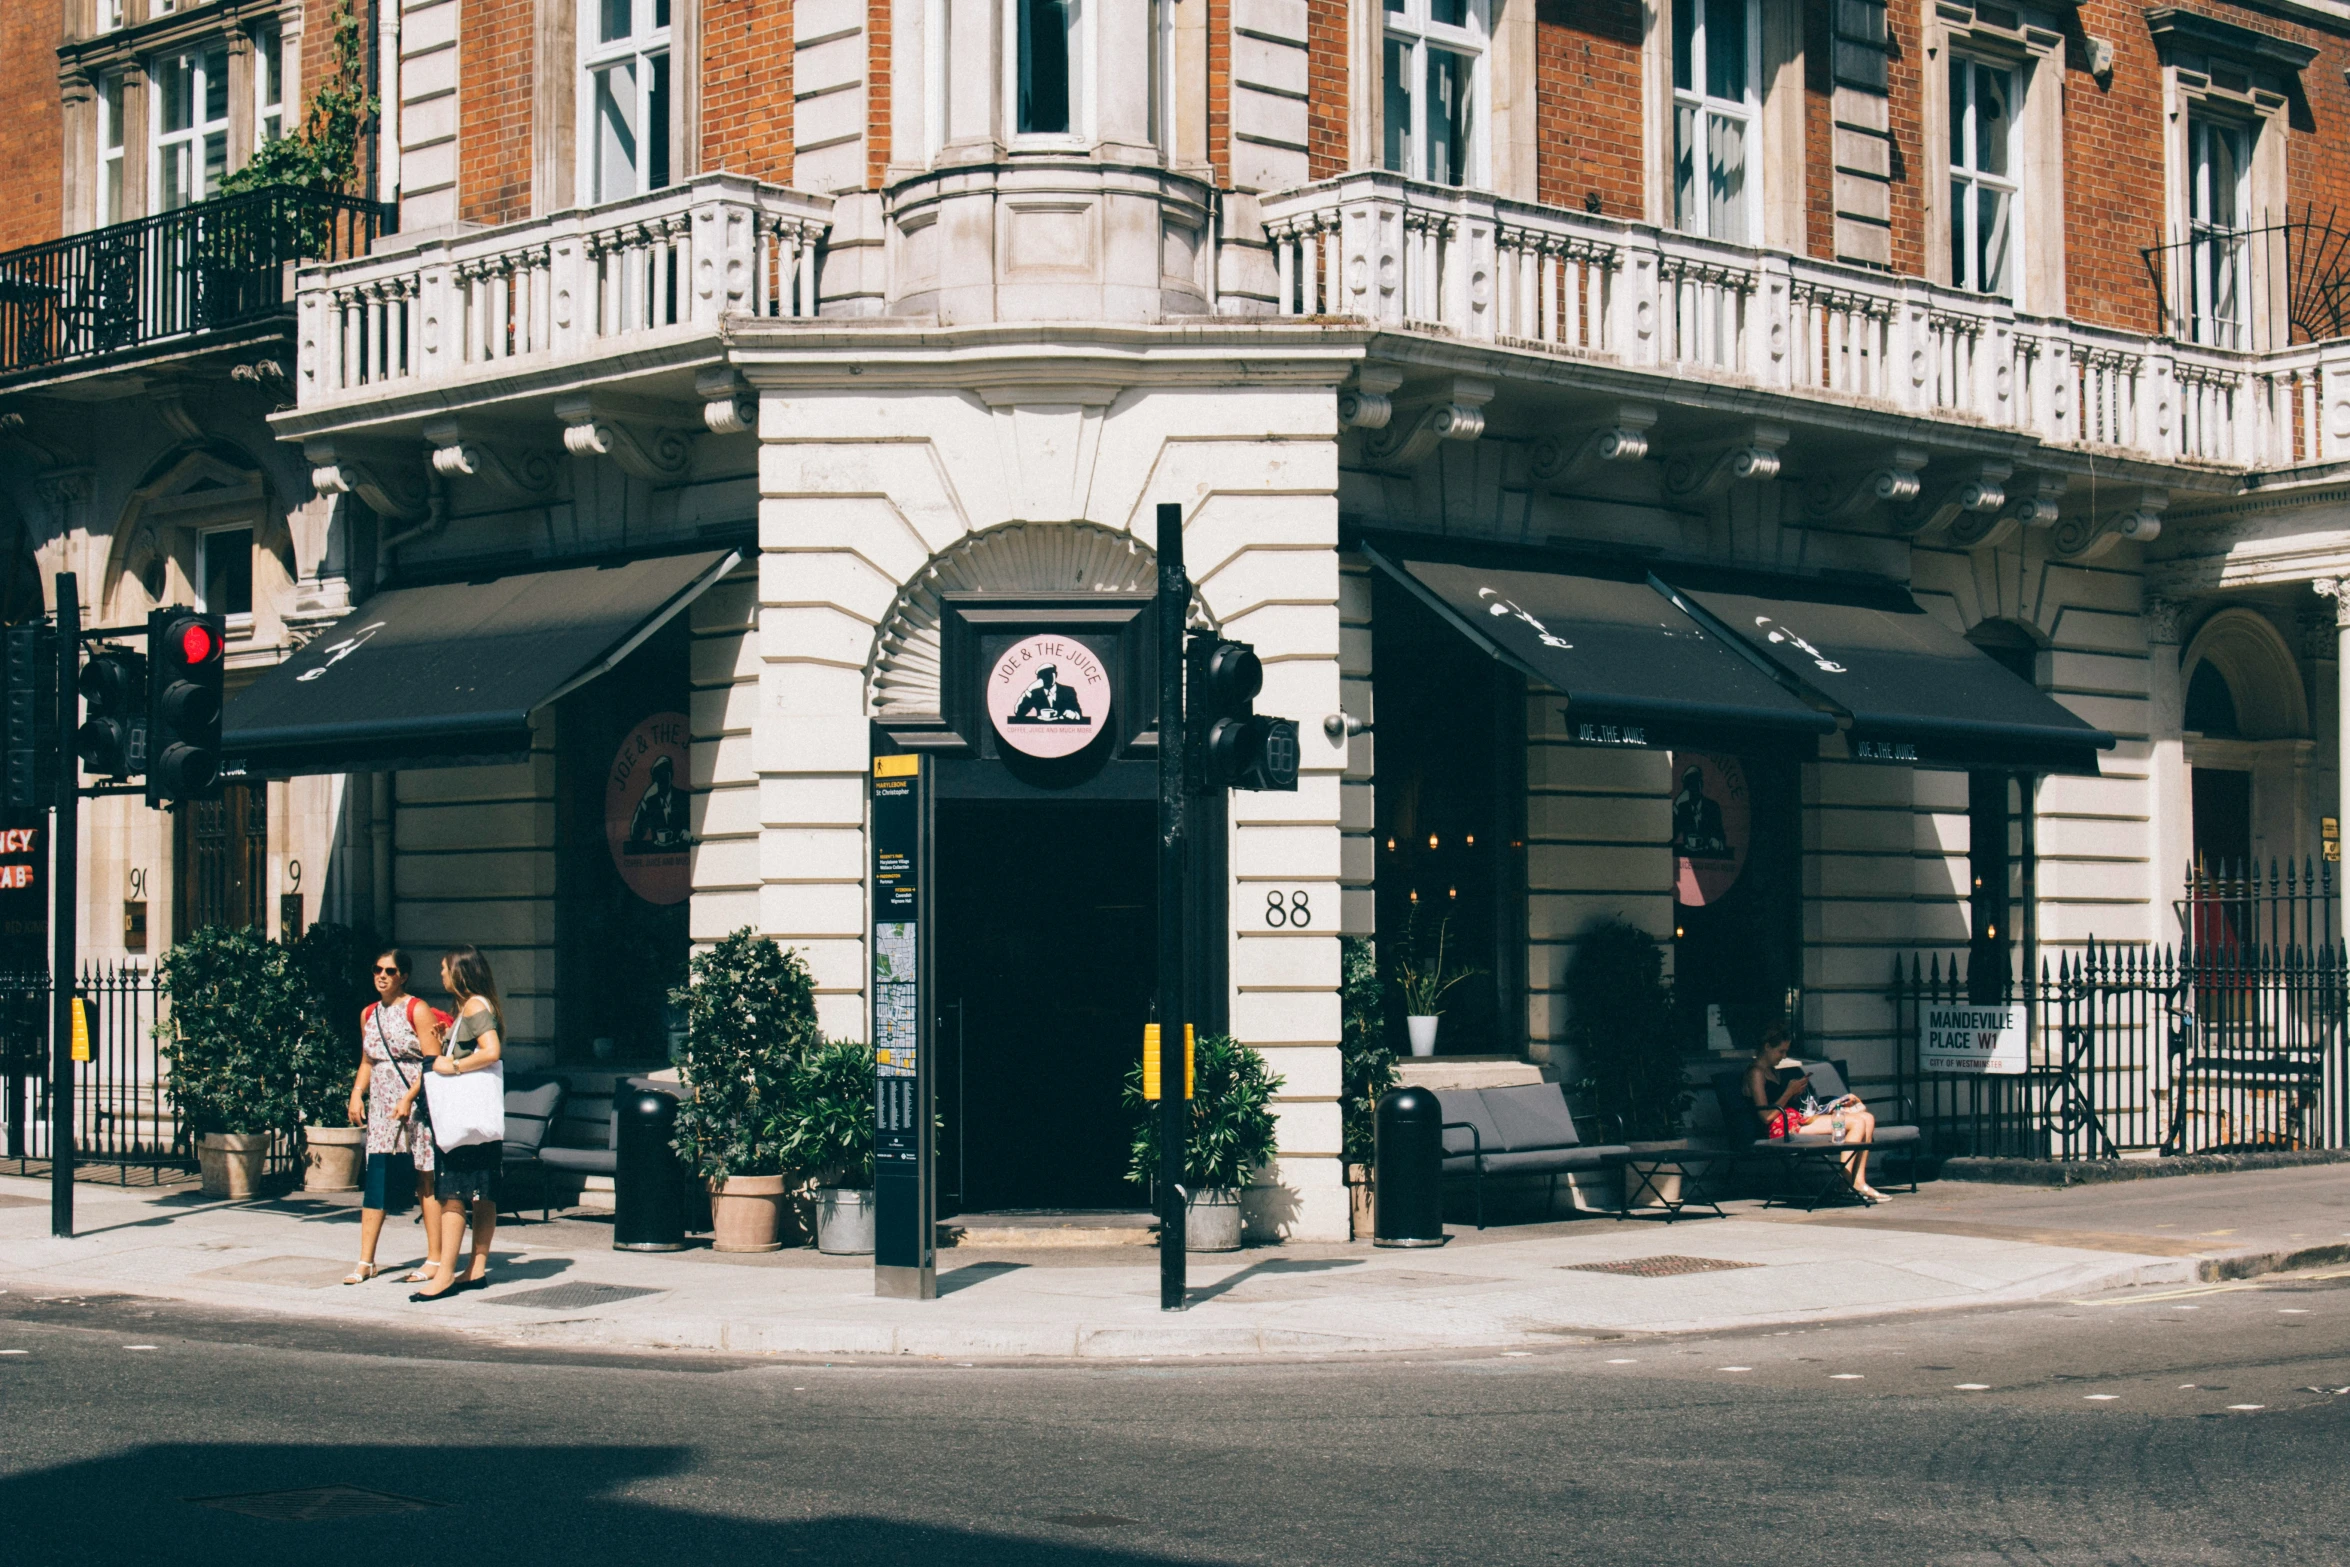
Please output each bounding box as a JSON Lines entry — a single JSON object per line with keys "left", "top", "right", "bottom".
{"left": 343, "top": 948, "right": 448, "bottom": 1285}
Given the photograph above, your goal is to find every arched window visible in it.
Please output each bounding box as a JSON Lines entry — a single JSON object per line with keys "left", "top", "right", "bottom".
{"left": 2184, "top": 659, "right": 2241, "bottom": 739}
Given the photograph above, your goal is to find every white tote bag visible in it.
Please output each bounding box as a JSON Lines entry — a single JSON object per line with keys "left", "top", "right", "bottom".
{"left": 424, "top": 1061, "right": 506, "bottom": 1149}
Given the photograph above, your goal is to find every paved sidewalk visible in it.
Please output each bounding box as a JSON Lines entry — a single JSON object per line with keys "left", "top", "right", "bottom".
{"left": 2, "top": 1167, "right": 2342, "bottom": 1360}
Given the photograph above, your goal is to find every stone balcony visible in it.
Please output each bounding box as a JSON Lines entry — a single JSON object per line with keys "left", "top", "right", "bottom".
{"left": 1256, "top": 171, "right": 2346, "bottom": 481}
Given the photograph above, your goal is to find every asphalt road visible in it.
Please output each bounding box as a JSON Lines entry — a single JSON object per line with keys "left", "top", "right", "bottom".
{"left": 2, "top": 1269, "right": 2346, "bottom": 1566}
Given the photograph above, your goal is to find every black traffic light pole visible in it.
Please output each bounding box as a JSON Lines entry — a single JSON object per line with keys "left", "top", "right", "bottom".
{"left": 50, "top": 573, "right": 77, "bottom": 1239}
{"left": 1155, "top": 502, "right": 1189, "bottom": 1311}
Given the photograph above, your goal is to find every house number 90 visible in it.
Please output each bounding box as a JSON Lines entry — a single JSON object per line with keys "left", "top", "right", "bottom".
{"left": 1262, "top": 890, "right": 1312, "bottom": 928}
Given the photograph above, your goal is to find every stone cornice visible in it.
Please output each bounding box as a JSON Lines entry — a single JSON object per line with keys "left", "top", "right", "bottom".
{"left": 722, "top": 319, "right": 1373, "bottom": 392}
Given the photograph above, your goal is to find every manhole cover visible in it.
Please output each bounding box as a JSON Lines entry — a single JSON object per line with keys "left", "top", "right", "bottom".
{"left": 478, "top": 1282, "right": 665, "bottom": 1311}
{"left": 191, "top": 1486, "right": 445, "bottom": 1522}
{"left": 193, "top": 1256, "right": 356, "bottom": 1289}
{"left": 1044, "top": 1514, "right": 1140, "bottom": 1530}
{"left": 1561, "top": 1255, "right": 1761, "bottom": 1278}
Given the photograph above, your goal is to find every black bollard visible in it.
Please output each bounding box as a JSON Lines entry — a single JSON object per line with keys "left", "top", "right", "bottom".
{"left": 614, "top": 1084, "right": 687, "bottom": 1251}
{"left": 1373, "top": 1086, "right": 1448, "bottom": 1247}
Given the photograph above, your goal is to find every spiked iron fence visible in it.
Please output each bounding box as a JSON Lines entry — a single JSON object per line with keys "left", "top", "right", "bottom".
{"left": 1893, "top": 937, "right": 2350, "bottom": 1162}
{"left": 0, "top": 964, "right": 206, "bottom": 1182}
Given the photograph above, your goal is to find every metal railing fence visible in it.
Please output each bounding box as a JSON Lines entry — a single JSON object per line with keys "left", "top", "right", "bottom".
{"left": 0, "top": 963, "right": 203, "bottom": 1182}
{"left": 0, "top": 186, "right": 391, "bottom": 377}
{"left": 1892, "top": 940, "right": 2350, "bottom": 1162}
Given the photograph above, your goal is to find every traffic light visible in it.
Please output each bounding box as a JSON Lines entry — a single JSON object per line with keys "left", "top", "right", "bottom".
{"left": 147, "top": 608, "right": 223, "bottom": 806}
{"left": 76, "top": 646, "right": 146, "bottom": 780}
{"left": 1186, "top": 634, "right": 1300, "bottom": 793}
{"left": 3, "top": 626, "right": 55, "bottom": 810}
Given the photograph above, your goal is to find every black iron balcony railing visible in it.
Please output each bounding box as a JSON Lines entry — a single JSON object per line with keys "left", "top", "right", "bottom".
{"left": 0, "top": 186, "right": 392, "bottom": 378}
{"left": 2140, "top": 209, "right": 2350, "bottom": 348}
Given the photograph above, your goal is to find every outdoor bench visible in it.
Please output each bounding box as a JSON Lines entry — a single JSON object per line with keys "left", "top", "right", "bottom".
{"left": 1436, "top": 1082, "right": 1632, "bottom": 1227}
{"left": 1711, "top": 1062, "right": 1921, "bottom": 1209}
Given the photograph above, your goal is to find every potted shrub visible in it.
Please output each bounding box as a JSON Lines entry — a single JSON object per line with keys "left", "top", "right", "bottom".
{"left": 1394, "top": 913, "right": 1482, "bottom": 1056}
{"left": 670, "top": 929, "right": 819, "bottom": 1252}
{"left": 1340, "top": 936, "right": 1395, "bottom": 1237}
{"left": 783, "top": 1040, "right": 878, "bottom": 1255}
{"left": 1566, "top": 921, "right": 1692, "bottom": 1208}
{"left": 1125, "top": 1033, "right": 1284, "bottom": 1252}
{"left": 287, "top": 922, "right": 375, "bottom": 1193}
{"left": 158, "top": 926, "right": 304, "bottom": 1198}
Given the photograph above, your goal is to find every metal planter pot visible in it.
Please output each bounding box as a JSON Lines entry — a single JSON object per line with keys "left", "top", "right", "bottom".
{"left": 816, "top": 1187, "right": 876, "bottom": 1255}
{"left": 1186, "top": 1187, "right": 1244, "bottom": 1252}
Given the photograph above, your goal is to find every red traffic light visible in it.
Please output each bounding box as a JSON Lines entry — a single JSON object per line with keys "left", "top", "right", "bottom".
{"left": 178, "top": 621, "right": 220, "bottom": 666}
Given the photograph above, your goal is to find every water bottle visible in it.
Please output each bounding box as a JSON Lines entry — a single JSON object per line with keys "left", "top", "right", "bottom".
{"left": 1831, "top": 1105, "right": 1848, "bottom": 1145}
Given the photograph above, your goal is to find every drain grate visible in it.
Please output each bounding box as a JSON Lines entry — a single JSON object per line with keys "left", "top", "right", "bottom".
{"left": 1561, "top": 1255, "right": 1761, "bottom": 1278}
{"left": 191, "top": 1486, "right": 446, "bottom": 1522}
{"left": 477, "top": 1282, "right": 665, "bottom": 1311}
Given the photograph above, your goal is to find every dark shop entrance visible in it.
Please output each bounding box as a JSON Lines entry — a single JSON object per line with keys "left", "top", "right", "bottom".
{"left": 935, "top": 799, "right": 1156, "bottom": 1214}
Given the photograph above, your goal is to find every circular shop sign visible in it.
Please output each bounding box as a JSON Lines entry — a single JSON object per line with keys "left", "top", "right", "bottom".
{"left": 606, "top": 711, "right": 692, "bottom": 906}
{"left": 1670, "top": 751, "right": 1751, "bottom": 908}
{"left": 986, "top": 634, "right": 1112, "bottom": 759}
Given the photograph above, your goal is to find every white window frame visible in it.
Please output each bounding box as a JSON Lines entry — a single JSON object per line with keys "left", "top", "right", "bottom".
{"left": 1671, "top": 0, "right": 1762, "bottom": 242}
{"left": 98, "top": 71, "right": 127, "bottom": 226}
{"left": 1382, "top": 0, "right": 1489, "bottom": 188}
{"left": 96, "top": 0, "right": 124, "bottom": 34}
{"left": 2185, "top": 111, "right": 2253, "bottom": 347}
{"left": 152, "top": 44, "right": 232, "bottom": 213}
{"left": 195, "top": 526, "right": 255, "bottom": 630}
{"left": 1005, "top": 0, "right": 1091, "bottom": 145}
{"left": 578, "top": 0, "right": 673, "bottom": 205}
{"left": 1947, "top": 53, "right": 2018, "bottom": 297}
{"left": 253, "top": 21, "right": 285, "bottom": 148}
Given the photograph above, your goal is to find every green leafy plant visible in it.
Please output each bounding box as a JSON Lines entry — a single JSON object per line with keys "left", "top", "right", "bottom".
{"left": 284, "top": 921, "right": 379, "bottom": 1127}
{"left": 1125, "top": 1033, "right": 1285, "bottom": 1192}
{"left": 670, "top": 929, "right": 821, "bottom": 1181}
{"left": 1394, "top": 910, "right": 1483, "bottom": 1016}
{"left": 1565, "top": 920, "right": 1690, "bottom": 1142}
{"left": 782, "top": 1039, "right": 877, "bottom": 1189}
{"left": 1340, "top": 936, "right": 1395, "bottom": 1166}
{"left": 157, "top": 926, "right": 305, "bottom": 1138}
{"left": 222, "top": 0, "right": 378, "bottom": 197}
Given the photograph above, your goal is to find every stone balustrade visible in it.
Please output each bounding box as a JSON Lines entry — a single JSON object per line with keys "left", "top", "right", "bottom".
{"left": 1259, "top": 170, "right": 2350, "bottom": 473}
{"left": 293, "top": 174, "right": 830, "bottom": 411}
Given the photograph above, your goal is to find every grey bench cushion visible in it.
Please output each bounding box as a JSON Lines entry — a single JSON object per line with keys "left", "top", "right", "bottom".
{"left": 1436, "top": 1088, "right": 1504, "bottom": 1158}
{"left": 502, "top": 1081, "right": 565, "bottom": 1159}
{"left": 1483, "top": 1083, "right": 1584, "bottom": 1151}
{"left": 538, "top": 1146, "right": 618, "bottom": 1176}
{"left": 1445, "top": 1145, "right": 1627, "bottom": 1176}
{"left": 1780, "top": 1123, "right": 1921, "bottom": 1149}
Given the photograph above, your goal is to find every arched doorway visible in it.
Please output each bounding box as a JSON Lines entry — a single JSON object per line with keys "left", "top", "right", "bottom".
{"left": 2178, "top": 608, "right": 2313, "bottom": 937}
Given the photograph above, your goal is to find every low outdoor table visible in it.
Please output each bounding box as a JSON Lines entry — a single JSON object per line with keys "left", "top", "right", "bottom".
{"left": 1615, "top": 1142, "right": 1737, "bottom": 1224}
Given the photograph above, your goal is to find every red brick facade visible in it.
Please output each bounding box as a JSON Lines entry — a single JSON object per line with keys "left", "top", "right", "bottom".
{"left": 458, "top": 0, "right": 535, "bottom": 225}
{"left": 1209, "top": 0, "right": 1231, "bottom": 186}
{"left": 0, "top": 3, "right": 64, "bottom": 249}
{"left": 702, "top": 0, "right": 795, "bottom": 184}
{"left": 1534, "top": 0, "right": 1645, "bottom": 219}
{"left": 1307, "top": 0, "right": 1349, "bottom": 181}
{"left": 866, "top": 0, "right": 889, "bottom": 189}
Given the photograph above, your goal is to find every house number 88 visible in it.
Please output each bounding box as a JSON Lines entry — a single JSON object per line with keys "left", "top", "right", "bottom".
{"left": 1263, "top": 890, "right": 1311, "bottom": 928}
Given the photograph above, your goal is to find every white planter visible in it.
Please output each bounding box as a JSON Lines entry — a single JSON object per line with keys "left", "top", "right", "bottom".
{"left": 1186, "top": 1187, "right": 1243, "bottom": 1252}
{"left": 300, "top": 1124, "right": 366, "bottom": 1192}
{"left": 816, "top": 1187, "right": 876, "bottom": 1255}
{"left": 198, "top": 1132, "right": 270, "bottom": 1199}
{"left": 1406, "top": 1015, "right": 1441, "bottom": 1057}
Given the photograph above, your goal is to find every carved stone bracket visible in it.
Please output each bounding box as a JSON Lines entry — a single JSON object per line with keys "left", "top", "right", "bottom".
{"left": 554, "top": 396, "right": 691, "bottom": 480}
{"left": 2313, "top": 577, "right": 2350, "bottom": 633}
{"left": 1364, "top": 377, "right": 1495, "bottom": 467}
{"left": 1893, "top": 460, "right": 2010, "bottom": 539}
{"left": 2051, "top": 487, "right": 2166, "bottom": 560}
{"left": 1530, "top": 403, "right": 1658, "bottom": 486}
{"left": 151, "top": 393, "right": 205, "bottom": 443}
{"left": 1663, "top": 422, "right": 1790, "bottom": 501}
{"left": 696, "top": 368, "right": 758, "bottom": 436}
{"left": 305, "top": 440, "right": 428, "bottom": 521}
{"left": 2146, "top": 594, "right": 2188, "bottom": 647}
{"left": 1801, "top": 445, "right": 1929, "bottom": 523}
{"left": 422, "top": 419, "right": 557, "bottom": 499}
{"left": 1946, "top": 470, "right": 2064, "bottom": 549}
{"left": 1338, "top": 366, "right": 1405, "bottom": 431}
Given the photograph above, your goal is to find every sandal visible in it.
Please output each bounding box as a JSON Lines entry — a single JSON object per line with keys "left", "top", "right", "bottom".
{"left": 399, "top": 1266, "right": 444, "bottom": 1285}
{"left": 342, "top": 1263, "right": 381, "bottom": 1286}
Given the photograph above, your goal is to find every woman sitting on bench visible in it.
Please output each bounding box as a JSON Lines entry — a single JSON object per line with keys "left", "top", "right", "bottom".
{"left": 1746, "top": 1026, "right": 1889, "bottom": 1203}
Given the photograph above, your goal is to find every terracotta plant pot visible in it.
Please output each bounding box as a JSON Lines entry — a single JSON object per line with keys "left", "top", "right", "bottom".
{"left": 301, "top": 1124, "right": 366, "bottom": 1192}
{"left": 1186, "top": 1187, "right": 1244, "bottom": 1252}
{"left": 709, "top": 1174, "right": 789, "bottom": 1252}
{"left": 198, "top": 1132, "right": 270, "bottom": 1199}
{"left": 816, "top": 1187, "right": 876, "bottom": 1255}
{"left": 1406, "top": 1016, "right": 1440, "bottom": 1057}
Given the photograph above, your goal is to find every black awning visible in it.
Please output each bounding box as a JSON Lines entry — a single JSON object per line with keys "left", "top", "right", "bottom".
{"left": 1363, "top": 544, "right": 1835, "bottom": 755}
{"left": 224, "top": 548, "right": 742, "bottom": 777}
{"left": 1656, "top": 569, "right": 2115, "bottom": 774}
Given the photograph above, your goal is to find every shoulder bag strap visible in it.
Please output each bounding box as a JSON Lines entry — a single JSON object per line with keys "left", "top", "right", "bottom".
{"left": 373, "top": 1005, "right": 417, "bottom": 1095}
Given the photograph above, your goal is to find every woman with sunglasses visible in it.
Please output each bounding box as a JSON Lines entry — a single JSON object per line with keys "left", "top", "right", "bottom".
{"left": 343, "top": 949, "right": 450, "bottom": 1286}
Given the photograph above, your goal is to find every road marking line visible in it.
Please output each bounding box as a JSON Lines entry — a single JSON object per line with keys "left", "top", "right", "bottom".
{"left": 1502, "top": 1351, "right": 1533, "bottom": 1357}
{"left": 1719, "top": 1366, "right": 1752, "bottom": 1372}
{"left": 1605, "top": 1358, "right": 1637, "bottom": 1364}
{"left": 2279, "top": 1309, "right": 2310, "bottom": 1314}
{"left": 2085, "top": 1394, "right": 2119, "bottom": 1401}
{"left": 2227, "top": 1404, "right": 2265, "bottom": 1411}
{"left": 123, "top": 1345, "right": 155, "bottom": 1351}
{"left": 1830, "top": 1373, "right": 1864, "bottom": 1380}
{"left": 1955, "top": 1383, "right": 1991, "bottom": 1390}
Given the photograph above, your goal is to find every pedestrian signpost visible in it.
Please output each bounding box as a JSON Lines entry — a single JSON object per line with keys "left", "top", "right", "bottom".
{"left": 871, "top": 750, "right": 935, "bottom": 1299}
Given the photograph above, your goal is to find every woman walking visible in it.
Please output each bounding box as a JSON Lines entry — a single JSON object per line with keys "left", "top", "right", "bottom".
{"left": 411, "top": 945, "right": 506, "bottom": 1302}
{"left": 344, "top": 949, "right": 446, "bottom": 1286}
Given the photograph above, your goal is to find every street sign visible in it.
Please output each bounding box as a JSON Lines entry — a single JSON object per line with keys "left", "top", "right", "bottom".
{"left": 1919, "top": 1002, "right": 2028, "bottom": 1075}
{"left": 871, "top": 751, "right": 934, "bottom": 1300}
